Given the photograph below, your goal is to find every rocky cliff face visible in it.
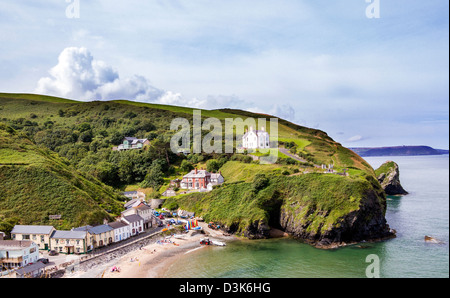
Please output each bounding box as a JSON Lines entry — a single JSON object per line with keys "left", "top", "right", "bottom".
{"left": 375, "top": 161, "right": 408, "bottom": 195}
{"left": 278, "top": 188, "right": 396, "bottom": 248}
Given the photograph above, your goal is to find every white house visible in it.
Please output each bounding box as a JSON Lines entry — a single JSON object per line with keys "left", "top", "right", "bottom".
{"left": 115, "top": 137, "right": 150, "bottom": 151}
{"left": 0, "top": 240, "right": 39, "bottom": 270}
{"left": 108, "top": 221, "right": 131, "bottom": 242}
{"left": 122, "top": 214, "right": 144, "bottom": 236}
{"left": 207, "top": 172, "right": 225, "bottom": 191}
{"left": 242, "top": 126, "right": 270, "bottom": 149}
{"left": 121, "top": 205, "right": 154, "bottom": 229}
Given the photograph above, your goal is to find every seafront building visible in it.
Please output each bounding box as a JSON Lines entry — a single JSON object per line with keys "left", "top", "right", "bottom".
{"left": 10, "top": 225, "right": 55, "bottom": 251}
{"left": 0, "top": 240, "right": 39, "bottom": 269}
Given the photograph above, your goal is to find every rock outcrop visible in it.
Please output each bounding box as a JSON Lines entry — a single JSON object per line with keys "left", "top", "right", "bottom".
{"left": 279, "top": 187, "right": 396, "bottom": 249}
{"left": 375, "top": 161, "right": 408, "bottom": 195}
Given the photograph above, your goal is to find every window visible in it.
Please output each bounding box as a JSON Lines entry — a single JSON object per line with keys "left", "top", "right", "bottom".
{"left": 23, "top": 234, "right": 30, "bottom": 240}
{"left": 40, "top": 235, "right": 45, "bottom": 242}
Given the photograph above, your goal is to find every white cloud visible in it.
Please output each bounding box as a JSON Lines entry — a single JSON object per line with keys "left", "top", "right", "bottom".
{"left": 35, "top": 47, "right": 167, "bottom": 102}
{"left": 347, "top": 135, "right": 364, "bottom": 142}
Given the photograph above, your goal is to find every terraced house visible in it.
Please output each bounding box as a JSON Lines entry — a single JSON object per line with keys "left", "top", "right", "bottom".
{"left": 50, "top": 230, "right": 91, "bottom": 254}
{"left": 11, "top": 225, "right": 55, "bottom": 251}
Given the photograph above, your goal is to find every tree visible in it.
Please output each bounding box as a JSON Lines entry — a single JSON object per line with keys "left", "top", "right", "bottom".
{"left": 180, "top": 159, "right": 194, "bottom": 173}
{"left": 141, "top": 161, "right": 164, "bottom": 190}
{"left": 206, "top": 159, "right": 220, "bottom": 172}
{"left": 252, "top": 173, "right": 269, "bottom": 192}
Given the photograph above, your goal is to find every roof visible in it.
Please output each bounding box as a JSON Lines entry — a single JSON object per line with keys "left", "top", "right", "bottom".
{"left": 124, "top": 198, "right": 143, "bottom": 209}
{"left": 11, "top": 225, "right": 54, "bottom": 235}
{"left": 183, "top": 169, "right": 211, "bottom": 178}
{"left": 123, "top": 214, "right": 144, "bottom": 223}
{"left": 51, "top": 230, "right": 86, "bottom": 239}
{"left": 242, "top": 129, "right": 269, "bottom": 139}
{"left": 15, "top": 262, "right": 47, "bottom": 275}
{"left": 211, "top": 173, "right": 223, "bottom": 179}
{"left": 71, "top": 225, "right": 93, "bottom": 232}
{"left": 88, "top": 224, "right": 113, "bottom": 235}
{"left": 0, "top": 240, "right": 35, "bottom": 250}
{"left": 136, "top": 205, "right": 151, "bottom": 211}
{"left": 108, "top": 221, "right": 128, "bottom": 229}
{"left": 124, "top": 137, "right": 148, "bottom": 144}
{"left": 123, "top": 191, "right": 138, "bottom": 196}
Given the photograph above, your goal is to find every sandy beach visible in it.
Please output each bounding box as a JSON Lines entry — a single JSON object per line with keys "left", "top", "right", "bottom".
{"left": 69, "top": 222, "right": 235, "bottom": 278}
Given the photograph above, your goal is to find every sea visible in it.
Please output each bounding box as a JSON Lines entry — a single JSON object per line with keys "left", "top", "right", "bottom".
{"left": 161, "top": 155, "right": 449, "bottom": 278}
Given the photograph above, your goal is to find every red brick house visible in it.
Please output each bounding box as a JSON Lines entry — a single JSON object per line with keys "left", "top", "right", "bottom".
{"left": 180, "top": 168, "right": 211, "bottom": 190}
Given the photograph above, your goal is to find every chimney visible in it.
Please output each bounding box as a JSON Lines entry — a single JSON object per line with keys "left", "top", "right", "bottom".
{"left": 195, "top": 168, "right": 197, "bottom": 174}
{"left": 261, "top": 126, "right": 265, "bottom": 131}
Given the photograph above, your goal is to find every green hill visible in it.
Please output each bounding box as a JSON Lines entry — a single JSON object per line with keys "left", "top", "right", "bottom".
{"left": 0, "top": 92, "right": 393, "bottom": 247}
{"left": 0, "top": 122, "right": 124, "bottom": 234}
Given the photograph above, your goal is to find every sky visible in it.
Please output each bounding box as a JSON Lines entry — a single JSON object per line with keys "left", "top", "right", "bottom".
{"left": 0, "top": 0, "right": 448, "bottom": 149}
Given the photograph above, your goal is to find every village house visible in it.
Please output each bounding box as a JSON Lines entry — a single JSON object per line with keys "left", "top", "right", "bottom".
{"left": 0, "top": 240, "right": 39, "bottom": 270}
{"left": 121, "top": 205, "right": 153, "bottom": 230}
{"left": 114, "top": 137, "right": 150, "bottom": 151}
{"left": 50, "top": 230, "right": 92, "bottom": 254}
{"left": 107, "top": 221, "right": 131, "bottom": 242}
{"left": 242, "top": 126, "right": 270, "bottom": 149}
{"left": 15, "top": 261, "right": 47, "bottom": 278}
{"left": 122, "top": 190, "right": 146, "bottom": 201}
{"left": 122, "top": 214, "right": 144, "bottom": 236}
{"left": 180, "top": 168, "right": 211, "bottom": 190}
{"left": 124, "top": 198, "right": 146, "bottom": 209}
{"left": 170, "top": 178, "right": 182, "bottom": 188}
{"left": 72, "top": 225, "right": 113, "bottom": 249}
{"left": 162, "top": 188, "right": 177, "bottom": 197}
{"left": 10, "top": 225, "right": 55, "bottom": 251}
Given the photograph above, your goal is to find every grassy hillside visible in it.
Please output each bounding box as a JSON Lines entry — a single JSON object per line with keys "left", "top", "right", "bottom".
{"left": 0, "top": 123, "right": 124, "bottom": 234}
{"left": 0, "top": 92, "right": 389, "bottom": 245}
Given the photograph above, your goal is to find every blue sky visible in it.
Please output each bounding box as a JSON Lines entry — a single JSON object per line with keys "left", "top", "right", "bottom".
{"left": 0, "top": 0, "right": 448, "bottom": 148}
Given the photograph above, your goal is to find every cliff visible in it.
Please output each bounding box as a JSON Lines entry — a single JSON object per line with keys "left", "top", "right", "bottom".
{"left": 375, "top": 161, "right": 408, "bottom": 195}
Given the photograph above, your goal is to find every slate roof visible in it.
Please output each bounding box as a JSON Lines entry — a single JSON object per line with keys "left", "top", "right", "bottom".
{"left": 0, "top": 240, "right": 35, "bottom": 250}
{"left": 51, "top": 230, "right": 86, "bottom": 239}
{"left": 88, "top": 224, "right": 113, "bottom": 235}
{"left": 123, "top": 214, "right": 144, "bottom": 223}
{"left": 11, "top": 225, "right": 54, "bottom": 235}
{"left": 183, "top": 169, "right": 211, "bottom": 178}
{"left": 108, "top": 221, "right": 128, "bottom": 229}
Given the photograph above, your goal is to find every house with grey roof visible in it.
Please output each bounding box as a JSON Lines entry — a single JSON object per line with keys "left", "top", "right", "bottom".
{"left": 86, "top": 224, "right": 114, "bottom": 248}
{"left": 122, "top": 214, "right": 144, "bottom": 236}
{"left": 15, "top": 261, "right": 47, "bottom": 278}
{"left": 50, "top": 230, "right": 91, "bottom": 254}
{"left": 108, "top": 221, "right": 131, "bottom": 242}
{"left": 11, "top": 225, "right": 55, "bottom": 251}
{"left": 115, "top": 137, "right": 150, "bottom": 151}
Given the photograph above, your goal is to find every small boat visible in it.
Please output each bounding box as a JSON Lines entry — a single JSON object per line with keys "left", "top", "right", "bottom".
{"left": 211, "top": 240, "right": 226, "bottom": 246}
{"left": 200, "top": 238, "right": 211, "bottom": 245}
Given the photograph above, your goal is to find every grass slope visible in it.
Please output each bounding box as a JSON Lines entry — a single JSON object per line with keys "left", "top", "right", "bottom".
{"left": 0, "top": 123, "right": 123, "bottom": 234}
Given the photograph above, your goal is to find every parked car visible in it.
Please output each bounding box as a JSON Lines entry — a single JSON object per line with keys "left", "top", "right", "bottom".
{"left": 38, "top": 258, "right": 49, "bottom": 264}
{"left": 48, "top": 250, "right": 58, "bottom": 256}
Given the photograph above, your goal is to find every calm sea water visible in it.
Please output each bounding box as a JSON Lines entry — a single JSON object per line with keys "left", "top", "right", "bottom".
{"left": 162, "top": 155, "right": 449, "bottom": 278}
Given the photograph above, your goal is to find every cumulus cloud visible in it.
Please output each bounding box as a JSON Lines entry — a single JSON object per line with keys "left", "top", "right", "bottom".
{"left": 347, "top": 135, "right": 364, "bottom": 142}
{"left": 35, "top": 47, "right": 167, "bottom": 102}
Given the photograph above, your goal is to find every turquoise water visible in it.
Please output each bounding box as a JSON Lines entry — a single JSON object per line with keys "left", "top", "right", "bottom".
{"left": 162, "top": 155, "right": 449, "bottom": 278}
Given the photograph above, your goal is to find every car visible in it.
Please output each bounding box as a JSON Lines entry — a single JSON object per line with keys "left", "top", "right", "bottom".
{"left": 48, "top": 250, "right": 58, "bottom": 256}
{"left": 38, "top": 258, "right": 49, "bottom": 264}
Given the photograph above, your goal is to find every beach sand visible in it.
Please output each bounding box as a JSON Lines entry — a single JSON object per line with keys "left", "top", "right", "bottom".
{"left": 76, "top": 222, "right": 235, "bottom": 278}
